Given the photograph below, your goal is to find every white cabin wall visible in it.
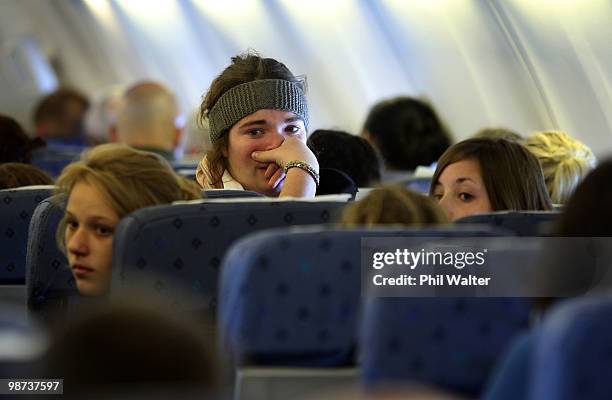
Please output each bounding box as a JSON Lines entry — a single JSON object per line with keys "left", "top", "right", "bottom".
{"left": 373, "top": 1, "right": 553, "bottom": 139}
{"left": 0, "top": 1, "right": 57, "bottom": 132}
{"left": 499, "top": 0, "right": 612, "bottom": 158}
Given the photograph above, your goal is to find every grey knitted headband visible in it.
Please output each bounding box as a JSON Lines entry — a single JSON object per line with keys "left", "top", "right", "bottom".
{"left": 207, "top": 79, "right": 309, "bottom": 143}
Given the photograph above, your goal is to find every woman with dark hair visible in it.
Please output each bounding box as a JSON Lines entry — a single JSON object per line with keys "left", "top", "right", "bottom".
{"left": 556, "top": 159, "right": 612, "bottom": 236}
{"left": 430, "top": 138, "right": 552, "bottom": 221}
{"left": 0, "top": 163, "right": 53, "bottom": 189}
{"left": 195, "top": 52, "right": 319, "bottom": 198}
{"left": 0, "top": 114, "right": 45, "bottom": 164}
{"left": 362, "top": 96, "right": 451, "bottom": 179}
{"left": 307, "top": 129, "right": 380, "bottom": 187}
{"left": 536, "top": 159, "right": 612, "bottom": 306}
{"left": 483, "top": 160, "right": 612, "bottom": 400}
{"left": 43, "top": 301, "right": 220, "bottom": 396}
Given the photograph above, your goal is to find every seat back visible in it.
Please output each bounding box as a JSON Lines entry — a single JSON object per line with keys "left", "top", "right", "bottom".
{"left": 25, "top": 194, "right": 77, "bottom": 323}
{"left": 455, "top": 211, "right": 561, "bottom": 236}
{"left": 202, "top": 189, "right": 264, "bottom": 199}
{"left": 219, "top": 225, "right": 510, "bottom": 368}
{"left": 111, "top": 200, "right": 348, "bottom": 313}
{"left": 531, "top": 297, "right": 612, "bottom": 400}
{"left": 0, "top": 186, "right": 54, "bottom": 285}
{"left": 360, "top": 297, "right": 530, "bottom": 396}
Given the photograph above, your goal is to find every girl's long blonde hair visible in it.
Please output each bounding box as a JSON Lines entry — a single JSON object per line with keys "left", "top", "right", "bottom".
{"left": 55, "top": 143, "right": 201, "bottom": 250}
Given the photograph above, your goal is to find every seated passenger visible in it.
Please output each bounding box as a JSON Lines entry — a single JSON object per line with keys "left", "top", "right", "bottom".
{"left": 56, "top": 144, "right": 201, "bottom": 297}
{"left": 307, "top": 129, "right": 381, "bottom": 187}
{"left": 0, "top": 114, "right": 46, "bottom": 163}
{"left": 537, "top": 158, "right": 612, "bottom": 306}
{"left": 483, "top": 160, "right": 612, "bottom": 400}
{"left": 525, "top": 130, "right": 596, "bottom": 204}
{"left": 556, "top": 158, "right": 612, "bottom": 236}
{"left": 341, "top": 185, "right": 448, "bottom": 226}
{"left": 32, "top": 88, "right": 90, "bottom": 148}
{"left": 361, "top": 96, "right": 452, "bottom": 182}
{"left": 430, "top": 138, "right": 552, "bottom": 221}
{"left": 111, "top": 81, "right": 182, "bottom": 161}
{"left": 30, "top": 88, "right": 91, "bottom": 177}
{"left": 195, "top": 51, "right": 319, "bottom": 198}
{"left": 0, "top": 163, "right": 54, "bottom": 189}
{"left": 42, "top": 301, "right": 220, "bottom": 396}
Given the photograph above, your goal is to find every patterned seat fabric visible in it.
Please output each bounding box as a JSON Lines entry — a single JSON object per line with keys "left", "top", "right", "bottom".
{"left": 25, "top": 194, "right": 78, "bottom": 325}
{"left": 455, "top": 211, "right": 561, "bottom": 236}
{"left": 0, "top": 187, "right": 54, "bottom": 285}
{"left": 531, "top": 297, "right": 612, "bottom": 400}
{"left": 112, "top": 200, "right": 348, "bottom": 315}
{"left": 218, "top": 225, "right": 511, "bottom": 368}
{"left": 361, "top": 297, "right": 530, "bottom": 397}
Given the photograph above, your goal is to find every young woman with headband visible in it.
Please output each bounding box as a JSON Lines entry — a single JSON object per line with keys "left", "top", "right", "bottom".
{"left": 196, "top": 52, "right": 319, "bottom": 198}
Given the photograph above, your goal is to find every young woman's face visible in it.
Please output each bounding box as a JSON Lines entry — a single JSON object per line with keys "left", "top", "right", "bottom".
{"left": 225, "top": 109, "right": 306, "bottom": 196}
{"left": 432, "top": 158, "right": 492, "bottom": 221}
{"left": 65, "top": 181, "right": 119, "bottom": 296}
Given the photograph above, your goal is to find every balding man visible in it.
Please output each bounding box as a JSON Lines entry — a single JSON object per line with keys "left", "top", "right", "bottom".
{"left": 111, "top": 81, "right": 182, "bottom": 161}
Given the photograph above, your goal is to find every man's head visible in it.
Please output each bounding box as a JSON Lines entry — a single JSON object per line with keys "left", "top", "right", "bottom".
{"left": 112, "top": 81, "right": 181, "bottom": 155}
{"left": 33, "top": 88, "right": 90, "bottom": 140}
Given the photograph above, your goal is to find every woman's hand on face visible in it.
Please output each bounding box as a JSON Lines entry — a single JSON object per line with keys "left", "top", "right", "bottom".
{"left": 251, "top": 136, "right": 319, "bottom": 172}
{"left": 264, "top": 162, "right": 285, "bottom": 190}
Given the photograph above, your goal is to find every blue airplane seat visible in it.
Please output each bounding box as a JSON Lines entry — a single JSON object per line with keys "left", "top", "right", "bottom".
{"left": 26, "top": 194, "right": 79, "bottom": 325}
{"left": 0, "top": 186, "right": 54, "bottom": 285}
{"left": 455, "top": 211, "right": 560, "bottom": 236}
{"left": 219, "top": 225, "right": 512, "bottom": 368}
{"left": 361, "top": 297, "right": 530, "bottom": 397}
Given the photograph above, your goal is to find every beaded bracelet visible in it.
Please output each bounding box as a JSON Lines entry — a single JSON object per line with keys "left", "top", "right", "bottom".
{"left": 283, "top": 160, "right": 320, "bottom": 187}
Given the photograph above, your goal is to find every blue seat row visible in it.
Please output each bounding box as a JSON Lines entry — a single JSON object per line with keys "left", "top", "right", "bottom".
{"left": 217, "top": 225, "right": 531, "bottom": 396}
{"left": 484, "top": 296, "right": 612, "bottom": 400}
{"left": 25, "top": 197, "right": 348, "bottom": 322}
{"left": 1, "top": 189, "right": 565, "bottom": 396}
{"left": 0, "top": 187, "right": 54, "bottom": 285}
